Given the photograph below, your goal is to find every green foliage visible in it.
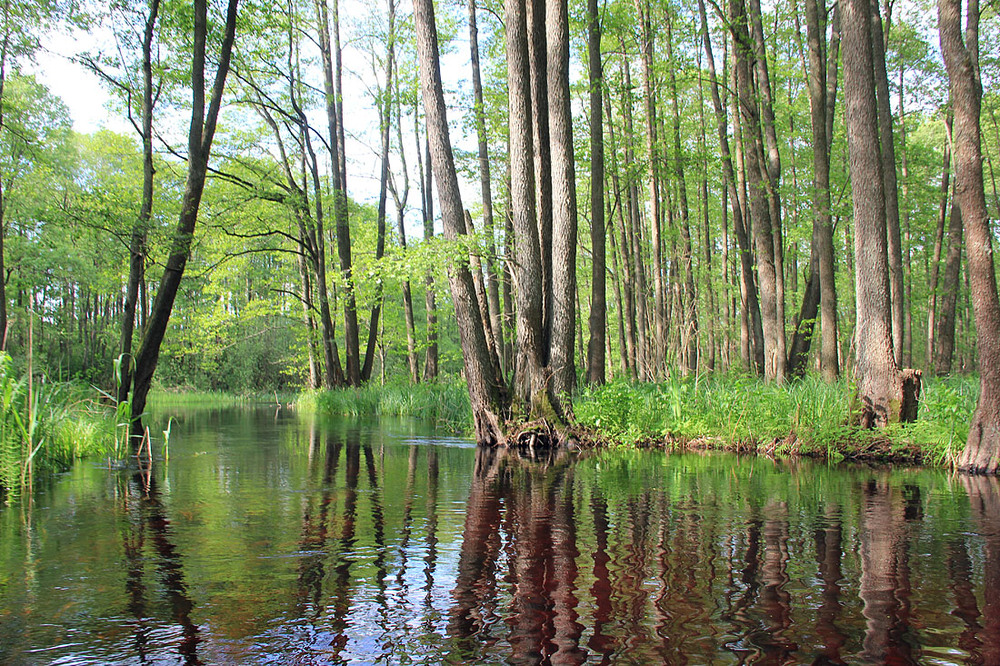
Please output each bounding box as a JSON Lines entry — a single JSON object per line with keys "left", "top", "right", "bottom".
{"left": 298, "top": 381, "right": 472, "bottom": 432}
{"left": 575, "top": 373, "right": 980, "bottom": 465}
{"left": 0, "top": 352, "right": 116, "bottom": 503}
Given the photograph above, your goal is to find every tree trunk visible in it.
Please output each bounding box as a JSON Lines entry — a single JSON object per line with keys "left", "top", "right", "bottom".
{"left": 939, "top": 0, "right": 1000, "bottom": 473}
{"left": 935, "top": 198, "right": 963, "bottom": 375}
{"left": 842, "top": 0, "right": 919, "bottom": 427}
{"left": 927, "top": 114, "right": 953, "bottom": 370}
{"left": 117, "top": 0, "right": 159, "bottom": 407}
{"left": 637, "top": 0, "right": 665, "bottom": 374}
{"left": 732, "top": 0, "right": 781, "bottom": 381}
{"left": 316, "top": 0, "right": 361, "bottom": 386}
{"left": 361, "top": 0, "right": 396, "bottom": 382}
{"left": 528, "top": 0, "right": 553, "bottom": 358}
{"left": 870, "top": 0, "right": 905, "bottom": 367}
{"left": 468, "top": 0, "right": 504, "bottom": 374}
{"left": 546, "top": 0, "right": 578, "bottom": 397}
{"left": 412, "top": 0, "right": 507, "bottom": 444}
{"left": 666, "top": 13, "right": 698, "bottom": 375}
{"left": 699, "top": 0, "right": 764, "bottom": 375}
{"left": 585, "top": 0, "right": 606, "bottom": 386}
{"left": 130, "top": 0, "right": 240, "bottom": 431}
{"left": 417, "top": 129, "right": 439, "bottom": 381}
{"left": 804, "top": 0, "right": 840, "bottom": 381}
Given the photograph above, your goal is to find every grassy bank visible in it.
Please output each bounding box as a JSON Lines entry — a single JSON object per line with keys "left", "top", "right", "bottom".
{"left": 574, "top": 374, "right": 978, "bottom": 465}
{"left": 1, "top": 353, "right": 117, "bottom": 502}
{"left": 147, "top": 389, "right": 297, "bottom": 410}
{"left": 297, "top": 382, "right": 473, "bottom": 432}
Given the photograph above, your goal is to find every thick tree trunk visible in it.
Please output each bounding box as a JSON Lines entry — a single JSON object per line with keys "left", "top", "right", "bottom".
{"left": 585, "top": 0, "right": 606, "bottom": 386}
{"left": 412, "top": 0, "right": 507, "bottom": 444}
{"left": 547, "top": 0, "right": 578, "bottom": 397}
{"left": 940, "top": 0, "right": 1000, "bottom": 473}
{"left": 870, "top": 0, "right": 905, "bottom": 367}
{"left": 748, "top": 0, "right": 787, "bottom": 381}
{"left": 131, "top": 0, "right": 239, "bottom": 430}
{"left": 842, "top": 0, "right": 919, "bottom": 427}
{"left": 732, "top": 0, "right": 781, "bottom": 381}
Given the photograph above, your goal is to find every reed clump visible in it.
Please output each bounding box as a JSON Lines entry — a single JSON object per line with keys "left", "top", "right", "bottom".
{"left": 298, "top": 381, "right": 472, "bottom": 431}
{"left": 0, "top": 352, "right": 116, "bottom": 502}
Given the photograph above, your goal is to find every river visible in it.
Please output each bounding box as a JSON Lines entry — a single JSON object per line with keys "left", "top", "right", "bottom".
{"left": 1, "top": 406, "right": 997, "bottom": 664}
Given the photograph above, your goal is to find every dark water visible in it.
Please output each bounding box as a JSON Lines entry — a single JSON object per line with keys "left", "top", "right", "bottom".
{"left": 1, "top": 408, "right": 999, "bottom": 664}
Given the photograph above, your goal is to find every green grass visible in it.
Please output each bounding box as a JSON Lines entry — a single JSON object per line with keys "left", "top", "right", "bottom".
{"left": 573, "top": 373, "right": 980, "bottom": 465}
{"left": 0, "top": 352, "right": 117, "bottom": 503}
{"left": 297, "top": 381, "right": 473, "bottom": 431}
{"left": 146, "top": 388, "right": 297, "bottom": 410}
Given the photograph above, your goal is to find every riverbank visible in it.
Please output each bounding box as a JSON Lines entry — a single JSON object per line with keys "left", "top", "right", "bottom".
{"left": 302, "top": 374, "right": 978, "bottom": 467}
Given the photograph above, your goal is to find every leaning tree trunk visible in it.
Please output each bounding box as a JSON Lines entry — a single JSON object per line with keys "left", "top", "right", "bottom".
{"left": 412, "top": 0, "right": 508, "bottom": 445}
{"left": 130, "top": 0, "right": 239, "bottom": 433}
{"left": 842, "top": 0, "right": 919, "bottom": 427}
{"left": 940, "top": 0, "right": 1000, "bottom": 473}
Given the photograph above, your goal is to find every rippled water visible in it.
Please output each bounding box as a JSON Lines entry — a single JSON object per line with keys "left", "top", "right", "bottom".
{"left": 1, "top": 406, "right": 999, "bottom": 664}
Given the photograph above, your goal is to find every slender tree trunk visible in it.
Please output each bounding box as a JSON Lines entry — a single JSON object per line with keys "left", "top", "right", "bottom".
{"left": 468, "top": 0, "right": 503, "bottom": 373}
{"left": 700, "top": 0, "right": 764, "bottom": 374}
{"left": 130, "top": 0, "right": 239, "bottom": 431}
{"left": 697, "top": 43, "right": 716, "bottom": 372}
{"left": 637, "top": 0, "right": 665, "bottom": 374}
{"left": 803, "top": 0, "right": 840, "bottom": 380}
{"left": 316, "top": 0, "right": 361, "bottom": 386}
{"left": 666, "top": 13, "right": 698, "bottom": 374}
{"left": 413, "top": 0, "right": 507, "bottom": 444}
{"left": 528, "top": 0, "right": 553, "bottom": 358}
{"left": 416, "top": 127, "right": 439, "bottom": 381}
{"left": 586, "top": 0, "right": 606, "bottom": 386}
{"left": 927, "top": 114, "right": 952, "bottom": 369}
{"left": 842, "top": 0, "right": 918, "bottom": 427}
{"left": 118, "top": 0, "right": 160, "bottom": 407}
{"left": 361, "top": 0, "right": 396, "bottom": 382}
{"left": 935, "top": 198, "right": 963, "bottom": 375}
{"left": 939, "top": 0, "right": 1000, "bottom": 472}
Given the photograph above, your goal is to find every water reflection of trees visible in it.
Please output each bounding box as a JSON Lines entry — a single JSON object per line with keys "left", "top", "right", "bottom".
{"left": 121, "top": 467, "right": 201, "bottom": 664}
{"left": 444, "top": 452, "right": 1000, "bottom": 664}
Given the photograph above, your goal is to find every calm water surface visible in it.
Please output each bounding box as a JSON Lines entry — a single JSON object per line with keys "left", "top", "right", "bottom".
{"left": 1, "top": 407, "right": 999, "bottom": 664}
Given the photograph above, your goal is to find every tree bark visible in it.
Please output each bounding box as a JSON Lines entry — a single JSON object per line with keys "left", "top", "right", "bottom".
{"left": 842, "top": 0, "right": 918, "bottom": 427}
{"left": 940, "top": 0, "right": 1000, "bottom": 472}
{"left": 412, "top": 0, "right": 507, "bottom": 444}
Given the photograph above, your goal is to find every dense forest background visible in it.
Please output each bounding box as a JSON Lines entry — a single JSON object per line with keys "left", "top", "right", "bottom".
{"left": 2, "top": 0, "right": 998, "bottom": 437}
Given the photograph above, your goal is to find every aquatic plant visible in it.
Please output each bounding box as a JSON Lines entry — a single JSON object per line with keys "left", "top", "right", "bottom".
{"left": 298, "top": 381, "right": 473, "bottom": 431}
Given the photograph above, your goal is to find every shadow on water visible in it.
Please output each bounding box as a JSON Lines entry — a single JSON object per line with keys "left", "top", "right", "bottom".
{"left": 122, "top": 465, "right": 201, "bottom": 664}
